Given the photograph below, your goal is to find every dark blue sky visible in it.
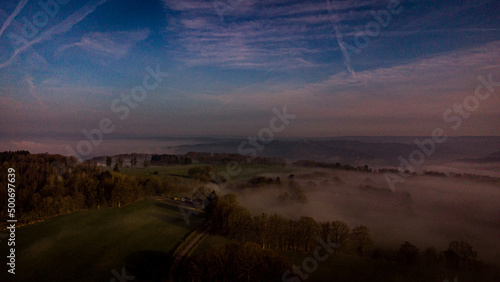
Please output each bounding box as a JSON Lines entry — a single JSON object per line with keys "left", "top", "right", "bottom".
{"left": 0, "top": 0, "right": 499, "bottom": 145}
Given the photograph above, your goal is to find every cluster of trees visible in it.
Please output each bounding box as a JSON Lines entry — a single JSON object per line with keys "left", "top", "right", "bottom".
{"left": 178, "top": 242, "right": 291, "bottom": 281}
{"left": 112, "top": 157, "right": 125, "bottom": 171}
{"left": 205, "top": 192, "right": 485, "bottom": 270}
{"left": 390, "top": 240, "right": 482, "bottom": 270}
{"left": 150, "top": 154, "right": 192, "bottom": 166}
{"left": 150, "top": 152, "right": 286, "bottom": 166}
{"left": 249, "top": 156, "right": 286, "bottom": 166}
{"left": 207, "top": 194, "right": 372, "bottom": 255}
{"left": 449, "top": 172, "right": 500, "bottom": 183}
{"left": 185, "top": 152, "right": 248, "bottom": 165}
{"left": 187, "top": 166, "right": 213, "bottom": 182}
{"left": 130, "top": 157, "right": 138, "bottom": 167}
{"left": 101, "top": 155, "right": 150, "bottom": 170}
{"left": 90, "top": 153, "right": 149, "bottom": 167}
{"left": 229, "top": 175, "right": 308, "bottom": 203}
{"left": 378, "top": 168, "right": 500, "bottom": 184}
{"left": 444, "top": 241, "right": 479, "bottom": 269}
{"left": 103, "top": 156, "right": 143, "bottom": 171}
{"left": 0, "top": 152, "right": 188, "bottom": 223}
{"left": 294, "top": 160, "right": 372, "bottom": 172}
{"left": 178, "top": 240, "right": 488, "bottom": 282}
{"left": 105, "top": 156, "right": 112, "bottom": 166}
{"left": 423, "top": 170, "right": 448, "bottom": 177}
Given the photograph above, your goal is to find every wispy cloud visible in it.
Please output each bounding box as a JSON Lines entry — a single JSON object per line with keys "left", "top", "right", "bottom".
{"left": 58, "top": 29, "right": 151, "bottom": 59}
{"left": 205, "top": 41, "right": 500, "bottom": 118}
{"left": 313, "top": 41, "right": 500, "bottom": 90}
{"left": 0, "top": 0, "right": 109, "bottom": 69}
{"left": 162, "top": 0, "right": 499, "bottom": 73}
{"left": 162, "top": 0, "right": 375, "bottom": 70}
{"left": 0, "top": 0, "right": 28, "bottom": 38}
{"left": 169, "top": 20, "right": 318, "bottom": 69}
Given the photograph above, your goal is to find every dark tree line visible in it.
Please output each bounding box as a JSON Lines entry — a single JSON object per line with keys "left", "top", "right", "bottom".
{"left": 0, "top": 152, "right": 186, "bottom": 224}
{"left": 206, "top": 193, "right": 372, "bottom": 254}
{"left": 151, "top": 152, "right": 285, "bottom": 166}
{"left": 178, "top": 242, "right": 291, "bottom": 281}
{"left": 293, "top": 159, "right": 372, "bottom": 172}
{"left": 205, "top": 192, "right": 488, "bottom": 273}
{"left": 150, "top": 154, "right": 192, "bottom": 166}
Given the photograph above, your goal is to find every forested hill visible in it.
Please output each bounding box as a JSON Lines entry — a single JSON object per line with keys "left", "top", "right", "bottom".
{"left": 0, "top": 151, "right": 174, "bottom": 226}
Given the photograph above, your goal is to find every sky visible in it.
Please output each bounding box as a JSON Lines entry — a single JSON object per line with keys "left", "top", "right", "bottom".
{"left": 0, "top": 0, "right": 499, "bottom": 150}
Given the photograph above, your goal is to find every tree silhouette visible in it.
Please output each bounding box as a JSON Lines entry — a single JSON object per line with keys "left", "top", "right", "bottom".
{"left": 350, "top": 225, "right": 372, "bottom": 256}
{"left": 446, "top": 241, "right": 477, "bottom": 269}
{"left": 330, "top": 220, "right": 350, "bottom": 253}
{"left": 398, "top": 241, "right": 420, "bottom": 264}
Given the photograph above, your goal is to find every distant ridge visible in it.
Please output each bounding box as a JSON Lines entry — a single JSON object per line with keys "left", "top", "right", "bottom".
{"left": 458, "top": 151, "right": 500, "bottom": 163}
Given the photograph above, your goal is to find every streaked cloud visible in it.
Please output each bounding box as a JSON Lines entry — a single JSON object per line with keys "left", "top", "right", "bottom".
{"left": 0, "top": 0, "right": 109, "bottom": 69}
{"left": 200, "top": 41, "right": 500, "bottom": 133}
{"left": 0, "top": 0, "right": 499, "bottom": 139}
{"left": 162, "top": 0, "right": 373, "bottom": 69}
{"left": 58, "top": 29, "right": 151, "bottom": 59}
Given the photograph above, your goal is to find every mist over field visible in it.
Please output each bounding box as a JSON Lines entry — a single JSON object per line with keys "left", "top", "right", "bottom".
{"left": 1, "top": 0, "right": 499, "bottom": 280}
{"left": 3, "top": 135, "right": 498, "bottom": 266}
{"left": 228, "top": 169, "right": 500, "bottom": 264}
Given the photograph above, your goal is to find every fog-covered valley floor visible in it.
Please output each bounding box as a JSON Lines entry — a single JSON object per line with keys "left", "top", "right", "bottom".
{"left": 226, "top": 168, "right": 500, "bottom": 264}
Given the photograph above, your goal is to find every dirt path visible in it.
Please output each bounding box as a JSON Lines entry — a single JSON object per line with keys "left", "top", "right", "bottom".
{"left": 164, "top": 225, "right": 211, "bottom": 281}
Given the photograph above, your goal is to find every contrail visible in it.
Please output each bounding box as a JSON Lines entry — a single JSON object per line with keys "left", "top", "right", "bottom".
{"left": 0, "top": 0, "right": 29, "bottom": 38}
{"left": 0, "top": 0, "right": 109, "bottom": 69}
{"left": 326, "top": 0, "right": 356, "bottom": 79}
{"left": 333, "top": 24, "right": 356, "bottom": 79}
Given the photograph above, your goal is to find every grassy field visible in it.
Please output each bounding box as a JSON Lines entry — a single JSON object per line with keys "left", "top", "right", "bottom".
{"left": 0, "top": 199, "right": 204, "bottom": 282}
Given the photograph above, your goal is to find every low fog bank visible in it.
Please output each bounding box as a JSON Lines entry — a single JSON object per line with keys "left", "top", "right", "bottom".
{"left": 228, "top": 169, "right": 500, "bottom": 264}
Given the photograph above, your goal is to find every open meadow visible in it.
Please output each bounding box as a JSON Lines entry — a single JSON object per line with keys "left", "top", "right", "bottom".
{"left": 0, "top": 199, "right": 204, "bottom": 281}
